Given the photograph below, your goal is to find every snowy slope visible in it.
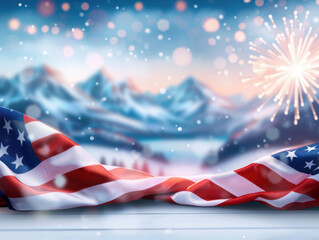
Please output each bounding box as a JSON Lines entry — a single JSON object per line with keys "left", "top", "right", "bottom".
{"left": 77, "top": 69, "right": 176, "bottom": 124}
{"left": 0, "top": 66, "right": 152, "bottom": 150}
{"left": 213, "top": 96, "right": 319, "bottom": 164}
{"left": 156, "top": 77, "right": 233, "bottom": 119}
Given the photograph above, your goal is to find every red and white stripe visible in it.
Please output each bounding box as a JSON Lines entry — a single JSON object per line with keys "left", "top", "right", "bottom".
{"left": 1, "top": 116, "right": 318, "bottom": 210}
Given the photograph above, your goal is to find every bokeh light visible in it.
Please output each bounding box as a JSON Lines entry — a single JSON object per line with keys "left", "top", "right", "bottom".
{"left": 278, "top": 0, "right": 287, "bottom": 7}
{"left": 129, "top": 45, "right": 135, "bottom": 51}
{"left": 295, "top": 5, "right": 304, "bottom": 13}
{"left": 41, "top": 25, "right": 49, "bottom": 33}
{"left": 255, "top": 0, "right": 264, "bottom": 7}
{"left": 109, "top": 37, "right": 118, "bottom": 45}
{"left": 26, "top": 105, "right": 41, "bottom": 118}
{"left": 107, "top": 22, "right": 115, "bottom": 29}
{"left": 234, "top": 30, "right": 246, "bottom": 42}
{"left": 253, "top": 16, "right": 264, "bottom": 26}
{"left": 72, "top": 28, "right": 84, "bottom": 40}
{"left": 157, "top": 19, "right": 170, "bottom": 32}
{"left": 208, "top": 38, "right": 216, "bottom": 46}
{"left": 175, "top": 1, "right": 187, "bottom": 12}
{"left": 134, "top": 2, "right": 143, "bottom": 11}
{"left": 37, "top": 0, "right": 56, "bottom": 17}
{"left": 8, "top": 18, "right": 20, "bottom": 31}
{"left": 228, "top": 53, "right": 238, "bottom": 63}
{"left": 27, "top": 25, "right": 37, "bottom": 35}
{"left": 61, "top": 2, "right": 70, "bottom": 11}
{"left": 132, "top": 21, "right": 143, "bottom": 32}
{"left": 173, "top": 47, "right": 192, "bottom": 66}
{"left": 63, "top": 45, "right": 74, "bottom": 58}
{"left": 86, "top": 52, "right": 104, "bottom": 70}
{"left": 214, "top": 57, "right": 227, "bottom": 70}
{"left": 117, "top": 29, "right": 126, "bottom": 38}
{"left": 81, "top": 2, "right": 89, "bottom": 11}
{"left": 202, "top": 18, "right": 220, "bottom": 33}
{"left": 225, "top": 45, "right": 235, "bottom": 54}
{"left": 238, "top": 22, "right": 246, "bottom": 29}
{"left": 51, "top": 26, "right": 60, "bottom": 35}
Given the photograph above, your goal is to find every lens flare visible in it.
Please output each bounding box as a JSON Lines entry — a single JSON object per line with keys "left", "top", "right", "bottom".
{"left": 244, "top": 11, "right": 319, "bottom": 125}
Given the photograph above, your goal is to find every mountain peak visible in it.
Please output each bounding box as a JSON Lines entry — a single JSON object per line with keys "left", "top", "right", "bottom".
{"left": 179, "top": 77, "right": 207, "bottom": 90}
{"left": 17, "top": 65, "right": 65, "bottom": 86}
{"left": 42, "top": 65, "right": 63, "bottom": 79}
{"left": 85, "top": 68, "right": 114, "bottom": 88}
{"left": 182, "top": 77, "right": 197, "bottom": 85}
{"left": 126, "top": 77, "right": 141, "bottom": 93}
{"left": 100, "top": 67, "right": 114, "bottom": 82}
{"left": 177, "top": 77, "right": 211, "bottom": 96}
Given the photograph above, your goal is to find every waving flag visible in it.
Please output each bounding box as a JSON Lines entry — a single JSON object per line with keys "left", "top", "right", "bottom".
{"left": 0, "top": 106, "right": 319, "bottom": 211}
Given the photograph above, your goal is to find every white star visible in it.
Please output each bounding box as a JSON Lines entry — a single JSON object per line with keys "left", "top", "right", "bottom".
{"left": 305, "top": 145, "right": 317, "bottom": 153}
{"left": 304, "top": 160, "right": 316, "bottom": 170}
{"left": 0, "top": 143, "right": 8, "bottom": 158}
{"left": 17, "top": 129, "right": 25, "bottom": 146}
{"left": 3, "top": 119, "right": 12, "bottom": 135}
{"left": 286, "top": 150, "right": 297, "bottom": 161}
{"left": 12, "top": 154, "right": 23, "bottom": 170}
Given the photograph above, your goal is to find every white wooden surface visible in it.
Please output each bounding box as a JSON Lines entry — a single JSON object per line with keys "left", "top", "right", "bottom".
{"left": 1, "top": 199, "right": 319, "bottom": 239}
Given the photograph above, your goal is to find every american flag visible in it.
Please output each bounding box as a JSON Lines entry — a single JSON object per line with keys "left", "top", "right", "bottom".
{"left": 0, "top": 106, "right": 319, "bottom": 211}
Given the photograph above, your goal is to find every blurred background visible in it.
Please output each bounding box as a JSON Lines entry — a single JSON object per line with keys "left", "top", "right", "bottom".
{"left": 1, "top": 0, "right": 319, "bottom": 176}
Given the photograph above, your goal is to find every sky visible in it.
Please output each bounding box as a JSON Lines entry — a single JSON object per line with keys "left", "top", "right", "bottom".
{"left": 0, "top": 0, "right": 317, "bottom": 97}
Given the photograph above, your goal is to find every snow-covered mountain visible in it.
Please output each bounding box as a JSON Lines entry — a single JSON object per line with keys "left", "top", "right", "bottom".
{"left": 154, "top": 77, "right": 235, "bottom": 135}
{"left": 156, "top": 77, "right": 233, "bottom": 119}
{"left": 76, "top": 72, "right": 237, "bottom": 137}
{"left": 1, "top": 66, "right": 238, "bottom": 141}
{"left": 5, "top": 65, "right": 318, "bottom": 166}
{"left": 77, "top": 69, "right": 176, "bottom": 124}
{"left": 0, "top": 66, "right": 236, "bottom": 151}
{"left": 0, "top": 66, "right": 153, "bottom": 150}
{"left": 206, "top": 96, "right": 319, "bottom": 166}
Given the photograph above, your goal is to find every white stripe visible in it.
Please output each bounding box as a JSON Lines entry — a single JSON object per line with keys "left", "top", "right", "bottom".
{"left": 25, "top": 121, "right": 60, "bottom": 142}
{"left": 256, "top": 156, "right": 309, "bottom": 184}
{"left": 102, "top": 165, "right": 120, "bottom": 171}
{"left": 256, "top": 191, "right": 315, "bottom": 208}
{"left": 208, "top": 171, "right": 264, "bottom": 196}
{"left": 9, "top": 176, "right": 169, "bottom": 210}
{"left": 171, "top": 191, "right": 228, "bottom": 207}
{"left": 308, "top": 173, "right": 319, "bottom": 182}
{"left": 0, "top": 146, "right": 99, "bottom": 186}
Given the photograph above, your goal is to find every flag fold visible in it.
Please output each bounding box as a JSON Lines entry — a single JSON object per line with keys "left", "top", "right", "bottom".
{"left": 0, "top": 107, "right": 318, "bottom": 211}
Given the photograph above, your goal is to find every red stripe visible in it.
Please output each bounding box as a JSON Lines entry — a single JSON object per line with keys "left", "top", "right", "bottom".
{"left": 186, "top": 179, "right": 236, "bottom": 201}
{"left": 108, "top": 167, "right": 153, "bottom": 180}
{"left": 23, "top": 115, "right": 36, "bottom": 124}
{"left": 218, "top": 193, "right": 319, "bottom": 210}
{"left": 0, "top": 198, "right": 6, "bottom": 206}
{"left": 143, "top": 194, "right": 175, "bottom": 203}
{"left": 217, "top": 190, "right": 290, "bottom": 207}
{"left": 235, "top": 163, "right": 296, "bottom": 191}
{"left": 0, "top": 166, "right": 167, "bottom": 198}
{"left": 292, "top": 179, "right": 319, "bottom": 200}
{"left": 107, "top": 177, "right": 195, "bottom": 204}
{"left": 32, "top": 133, "right": 78, "bottom": 161}
{"left": 262, "top": 200, "right": 319, "bottom": 210}
{"left": 0, "top": 165, "right": 116, "bottom": 198}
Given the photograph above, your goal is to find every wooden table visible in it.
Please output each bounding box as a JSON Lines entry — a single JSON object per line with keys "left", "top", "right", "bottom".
{"left": 0, "top": 199, "right": 318, "bottom": 239}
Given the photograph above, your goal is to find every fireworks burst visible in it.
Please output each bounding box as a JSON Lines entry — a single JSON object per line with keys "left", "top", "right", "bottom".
{"left": 244, "top": 11, "right": 319, "bottom": 125}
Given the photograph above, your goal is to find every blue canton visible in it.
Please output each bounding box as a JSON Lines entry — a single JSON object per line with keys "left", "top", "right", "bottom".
{"left": 272, "top": 143, "right": 319, "bottom": 175}
{"left": 0, "top": 107, "right": 41, "bottom": 174}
